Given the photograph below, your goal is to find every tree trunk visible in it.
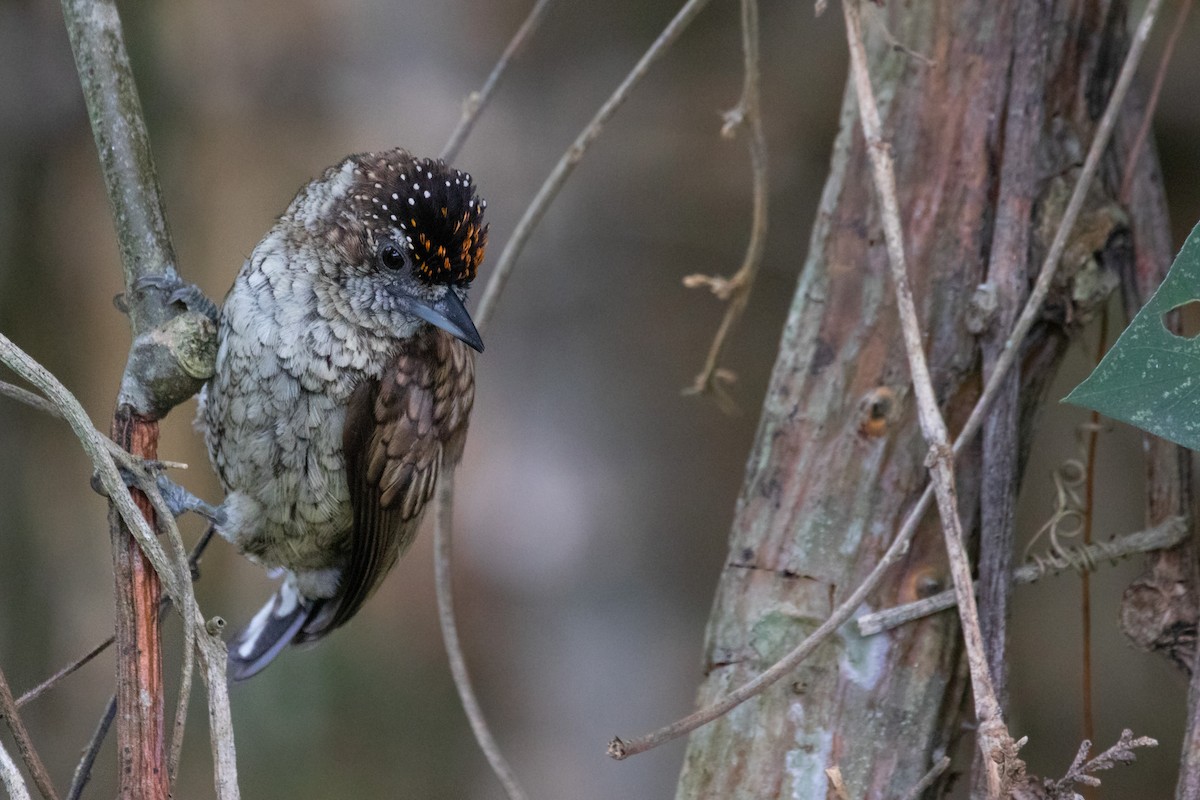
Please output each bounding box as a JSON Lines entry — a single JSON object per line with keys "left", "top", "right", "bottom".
{"left": 675, "top": 2, "right": 1157, "bottom": 797}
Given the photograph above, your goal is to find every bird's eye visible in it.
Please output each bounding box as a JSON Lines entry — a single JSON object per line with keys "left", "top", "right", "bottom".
{"left": 378, "top": 243, "right": 405, "bottom": 271}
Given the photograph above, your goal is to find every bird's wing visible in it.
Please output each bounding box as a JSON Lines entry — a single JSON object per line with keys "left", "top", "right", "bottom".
{"left": 311, "top": 329, "right": 474, "bottom": 637}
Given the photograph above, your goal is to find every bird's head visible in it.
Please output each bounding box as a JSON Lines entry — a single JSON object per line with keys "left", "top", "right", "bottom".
{"left": 288, "top": 148, "right": 489, "bottom": 352}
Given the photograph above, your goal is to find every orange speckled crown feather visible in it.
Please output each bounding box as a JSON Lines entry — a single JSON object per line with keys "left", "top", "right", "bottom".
{"left": 347, "top": 150, "right": 488, "bottom": 285}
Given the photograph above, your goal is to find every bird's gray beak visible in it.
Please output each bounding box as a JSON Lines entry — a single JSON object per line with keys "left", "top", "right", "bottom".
{"left": 409, "top": 290, "right": 484, "bottom": 353}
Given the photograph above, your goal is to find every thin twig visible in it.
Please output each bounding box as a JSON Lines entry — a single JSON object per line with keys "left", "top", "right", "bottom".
{"left": 434, "top": 476, "right": 529, "bottom": 800}
{"left": 611, "top": 0, "right": 1162, "bottom": 765}
{"left": 0, "top": 380, "right": 59, "bottom": 418}
{"left": 474, "top": 0, "right": 714, "bottom": 331}
{"left": 0, "top": 665, "right": 59, "bottom": 800}
{"left": 429, "top": 3, "right": 567, "bottom": 793}
{"left": 855, "top": 517, "right": 1189, "bottom": 635}
{"left": 1042, "top": 730, "right": 1157, "bottom": 796}
{"left": 17, "top": 638, "right": 113, "bottom": 708}
{"left": 0, "top": 736, "right": 32, "bottom": 800}
{"left": 683, "top": 0, "right": 767, "bottom": 412}
{"left": 1118, "top": 0, "right": 1191, "bottom": 205}
{"left": 20, "top": 527, "right": 216, "bottom": 712}
{"left": 0, "top": 378, "right": 172, "bottom": 468}
{"left": 440, "top": 0, "right": 556, "bottom": 164}
{"left": 897, "top": 756, "right": 952, "bottom": 800}
{"left": 67, "top": 695, "right": 116, "bottom": 800}
{"left": 841, "top": 2, "right": 1012, "bottom": 789}
{"left": 142, "top": 487, "right": 197, "bottom": 788}
{"left": 609, "top": 478, "right": 930, "bottom": 759}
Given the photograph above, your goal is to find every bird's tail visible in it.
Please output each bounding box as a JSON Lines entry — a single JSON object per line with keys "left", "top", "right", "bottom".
{"left": 227, "top": 581, "right": 326, "bottom": 681}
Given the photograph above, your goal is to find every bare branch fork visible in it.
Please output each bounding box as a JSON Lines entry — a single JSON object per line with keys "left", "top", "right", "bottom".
{"left": 609, "top": 0, "right": 1163, "bottom": 766}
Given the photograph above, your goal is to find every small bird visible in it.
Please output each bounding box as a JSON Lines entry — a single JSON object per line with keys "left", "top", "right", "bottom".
{"left": 193, "top": 148, "right": 487, "bottom": 679}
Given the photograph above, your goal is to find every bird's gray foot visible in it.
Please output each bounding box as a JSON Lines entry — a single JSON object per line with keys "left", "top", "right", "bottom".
{"left": 94, "top": 463, "right": 226, "bottom": 528}
{"left": 153, "top": 473, "right": 226, "bottom": 526}
{"left": 124, "top": 272, "right": 219, "bottom": 323}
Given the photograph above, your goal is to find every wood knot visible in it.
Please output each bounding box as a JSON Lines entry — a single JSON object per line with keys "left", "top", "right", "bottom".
{"left": 858, "top": 386, "right": 896, "bottom": 437}
{"left": 902, "top": 565, "right": 944, "bottom": 603}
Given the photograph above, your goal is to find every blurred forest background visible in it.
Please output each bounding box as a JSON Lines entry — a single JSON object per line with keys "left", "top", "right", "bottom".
{"left": 1, "top": 1, "right": 1200, "bottom": 798}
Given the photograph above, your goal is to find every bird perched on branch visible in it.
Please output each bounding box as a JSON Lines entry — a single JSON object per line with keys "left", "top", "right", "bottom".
{"left": 168, "top": 148, "right": 487, "bottom": 679}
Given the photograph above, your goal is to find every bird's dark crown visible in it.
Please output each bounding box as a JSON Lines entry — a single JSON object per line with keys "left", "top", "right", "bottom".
{"left": 343, "top": 150, "right": 488, "bottom": 286}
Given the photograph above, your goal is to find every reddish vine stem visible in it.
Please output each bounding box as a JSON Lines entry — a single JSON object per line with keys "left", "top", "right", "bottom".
{"left": 108, "top": 409, "right": 168, "bottom": 799}
{"left": 1080, "top": 308, "right": 1108, "bottom": 759}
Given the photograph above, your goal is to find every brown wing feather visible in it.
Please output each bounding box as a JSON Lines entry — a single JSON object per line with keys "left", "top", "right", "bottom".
{"left": 313, "top": 328, "right": 474, "bottom": 636}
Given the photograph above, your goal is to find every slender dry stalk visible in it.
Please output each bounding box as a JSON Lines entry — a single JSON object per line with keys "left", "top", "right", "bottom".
{"left": 441, "top": 0, "right": 556, "bottom": 164}
{"left": 434, "top": 477, "right": 529, "bottom": 800}
{"left": 1119, "top": 0, "right": 1191, "bottom": 204}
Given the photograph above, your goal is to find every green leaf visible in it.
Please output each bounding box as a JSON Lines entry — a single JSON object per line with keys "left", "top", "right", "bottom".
{"left": 1064, "top": 222, "right": 1200, "bottom": 449}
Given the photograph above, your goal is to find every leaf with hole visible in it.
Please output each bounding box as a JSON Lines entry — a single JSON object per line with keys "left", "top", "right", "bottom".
{"left": 1064, "top": 222, "right": 1200, "bottom": 449}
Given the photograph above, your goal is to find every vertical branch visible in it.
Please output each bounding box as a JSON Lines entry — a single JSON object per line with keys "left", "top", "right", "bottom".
{"left": 59, "top": 0, "right": 205, "bottom": 797}
{"left": 840, "top": 0, "right": 1015, "bottom": 792}
{"left": 1079, "top": 311, "right": 1108, "bottom": 751}
{"left": 978, "top": 0, "right": 1049, "bottom": 716}
{"left": 59, "top": 0, "right": 177, "bottom": 314}
{"left": 105, "top": 410, "right": 168, "bottom": 799}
